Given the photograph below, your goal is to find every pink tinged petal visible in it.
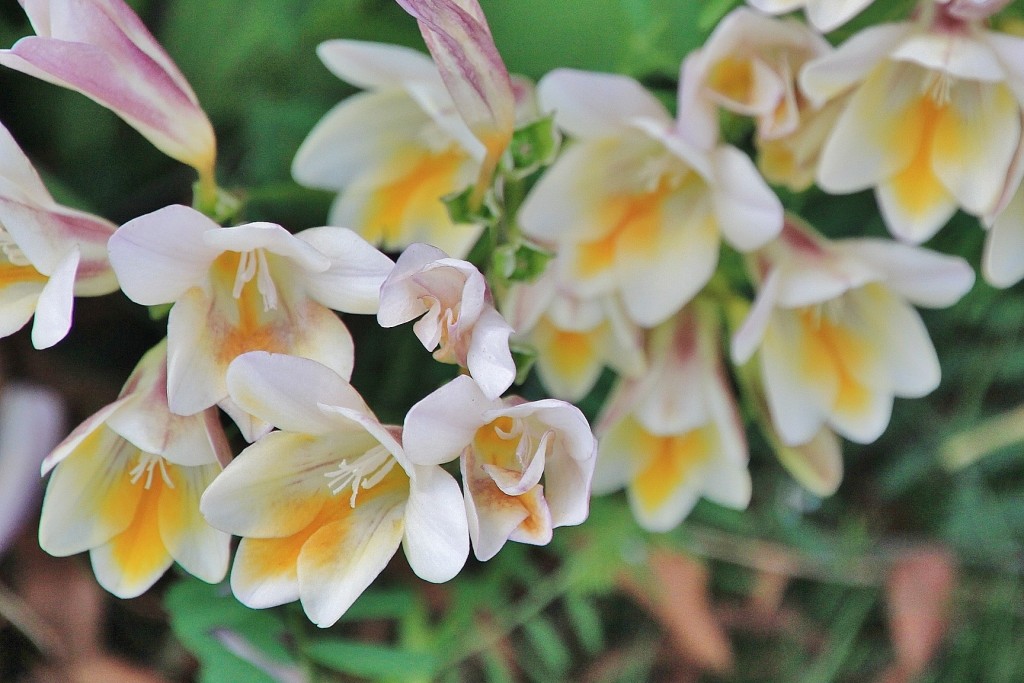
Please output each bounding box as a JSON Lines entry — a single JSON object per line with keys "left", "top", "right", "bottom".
{"left": 203, "top": 223, "right": 330, "bottom": 274}
{"left": 461, "top": 452, "right": 534, "bottom": 561}
{"left": 38, "top": 424, "right": 141, "bottom": 556}
{"left": 942, "top": 0, "right": 1013, "bottom": 20}
{"left": 30, "top": 247, "right": 78, "bottom": 349}
{"left": 295, "top": 227, "right": 394, "bottom": 314}
{"left": 402, "top": 464, "right": 469, "bottom": 582}
{"left": 158, "top": 462, "right": 229, "bottom": 584}
{"left": 984, "top": 185, "right": 1024, "bottom": 287}
{"left": 710, "top": 145, "right": 784, "bottom": 251}
{"left": 297, "top": 498, "right": 406, "bottom": 628}
{"left": 775, "top": 427, "right": 843, "bottom": 497}
{"left": 0, "top": 383, "right": 63, "bottom": 554}
{"left": 7, "top": 0, "right": 215, "bottom": 172}
{"left": 227, "top": 352, "right": 370, "bottom": 436}
{"left": 799, "top": 23, "right": 911, "bottom": 106}
{"left": 377, "top": 242, "right": 450, "bottom": 328}
{"left": 108, "top": 205, "right": 221, "bottom": 306}
{"left": 540, "top": 434, "right": 595, "bottom": 528}
{"left": 836, "top": 239, "right": 974, "bottom": 307}
{"left": 403, "top": 375, "right": 495, "bottom": 466}
{"left": 396, "top": 0, "right": 515, "bottom": 152}
{"left": 537, "top": 68, "right": 672, "bottom": 139}
{"left": 465, "top": 306, "right": 515, "bottom": 399}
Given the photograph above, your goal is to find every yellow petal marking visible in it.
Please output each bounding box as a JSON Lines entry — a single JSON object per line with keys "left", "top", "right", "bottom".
{"left": 708, "top": 56, "right": 755, "bottom": 105}
{"left": 473, "top": 416, "right": 522, "bottom": 471}
{"left": 888, "top": 94, "right": 949, "bottom": 219}
{"left": 797, "top": 307, "right": 872, "bottom": 416}
{"left": 364, "top": 147, "right": 468, "bottom": 249}
{"left": 106, "top": 462, "right": 174, "bottom": 587}
{"left": 532, "top": 317, "right": 605, "bottom": 388}
{"left": 630, "top": 418, "right": 714, "bottom": 513}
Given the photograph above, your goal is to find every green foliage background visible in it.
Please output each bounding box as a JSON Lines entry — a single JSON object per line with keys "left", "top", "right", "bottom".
{"left": 2, "top": 0, "right": 1024, "bottom": 680}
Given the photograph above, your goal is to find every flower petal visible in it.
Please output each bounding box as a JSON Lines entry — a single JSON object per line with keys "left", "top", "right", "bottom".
{"left": 402, "top": 464, "right": 469, "bottom": 582}
{"left": 537, "top": 69, "right": 671, "bottom": 139}
{"left": 30, "top": 246, "right": 78, "bottom": 349}
{"left": 295, "top": 226, "right": 394, "bottom": 314}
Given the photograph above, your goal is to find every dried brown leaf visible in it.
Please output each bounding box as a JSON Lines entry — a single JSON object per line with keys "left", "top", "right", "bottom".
{"left": 884, "top": 546, "right": 956, "bottom": 676}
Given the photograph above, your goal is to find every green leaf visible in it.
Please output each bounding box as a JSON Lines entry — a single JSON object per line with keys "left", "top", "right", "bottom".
{"left": 338, "top": 587, "right": 417, "bottom": 623}
{"left": 303, "top": 639, "right": 438, "bottom": 680}
{"left": 564, "top": 594, "right": 604, "bottom": 654}
{"left": 522, "top": 616, "right": 571, "bottom": 676}
{"left": 165, "top": 578, "right": 299, "bottom": 683}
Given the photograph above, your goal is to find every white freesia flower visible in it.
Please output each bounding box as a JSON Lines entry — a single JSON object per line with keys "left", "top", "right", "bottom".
{"left": 503, "top": 258, "right": 645, "bottom": 402}
{"left": 801, "top": 3, "right": 1024, "bottom": 243}
{"left": 732, "top": 219, "right": 975, "bottom": 446}
{"left": 108, "top": 204, "right": 393, "bottom": 439}
{"left": 292, "top": 40, "right": 489, "bottom": 258}
{"left": 519, "top": 68, "right": 782, "bottom": 328}
{"left": 594, "top": 305, "right": 751, "bottom": 531}
{"left": 378, "top": 242, "right": 514, "bottom": 399}
{"left": 200, "top": 352, "right": 468, "bottom": 628}
{"left": 404, "top": 375, "right": 596, "bottom": 561}
{"left": 0, "top": 121, "right": 118, "bottom": 349}
{"left": 746, "top": 0, "right": 877, "bottom": 32}
{"left": 39, "top": 340, "right": 230, "bottom": 598}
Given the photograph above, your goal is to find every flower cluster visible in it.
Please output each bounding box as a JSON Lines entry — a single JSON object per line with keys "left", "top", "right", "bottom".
{"left": 1, "top": 0, "right": 1010, "bottom": 632}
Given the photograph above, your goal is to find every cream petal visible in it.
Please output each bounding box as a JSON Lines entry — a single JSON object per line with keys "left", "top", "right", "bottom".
{"left": 461, "top": 452, "right": 529, "bottom": 561}
{"left": 775, "top": 427, "right": 843, "bottom": 496}
{"left": 403, "top": 376, "right": 494, "bottom": 466}
{"left": 804, "top": 0, "right": 876, "bottom": 32}
{"left": 732, "top": 269, "right": 782, "bottom": 364}
{"left": 293, "top": 90, "right": 431, "bottom": 190}
{"left": 537, "top": 69, "right": 672, "bottom": 139}
{"left": 230, "top": 536, "right": 301, "bottom": 610}
{"left": 226, "top": 352, "right": 369, "bottom": 436}
{"left": 199, "top": 431, "right": 361, "bottom": 538}
{"left": 158, "top": 462, "right": 229, "bottom": 584}
{"left": 316, "top": 39, "right": 440, "bottom": 91}
{"left": 891, "top": 33, "right": 1006, "bottom": 82}
{"left": 295, "top": 227, "right": 394, "bottom": 315}
{"left": 204, "top": 224, "right": 330, "bottom": 274}
{"left": 297, "top": 497, "right": 406, "bottom": 627}
{"left": 827, "top": 384, "right": 892, "bottom": 444}
{"left": 698, "top": 460, "right": 752, "bottom": 510}
{"left": 711, "top": 145, "right": 783, "bottom": 251}
{"left": 465, "top": 306, "right": 515, "bottom": 400}
{"left": 984, "top": 184, "right": 1024, "bottom": 288}
{"left": 89, "top": 531, "right": 173, "bottom": 599}
{"left": 799, "top": 24, "right": 910, "bottom": 106}
{"left": 108, "top": 205, "right": 221, "bottom": 306}
{"left": 876, "top": 177, "right": 958, "bottom": 244}
{"left": 402, "top": 464, "right": 469, "bottom": 583}
{"left": 628, "top": 472, "right": 703, "bottom": 532}
{"left": 761, "top": 314, "right": 831, "bottom": 446}
{"left": 836, "top": 239, "right": 974, "bottom": 307}
{"left": 540, "top": 435, "right": 595, "bottom": 528}
{"left": 30, "top": 246, "right": 78, "bottom": 349}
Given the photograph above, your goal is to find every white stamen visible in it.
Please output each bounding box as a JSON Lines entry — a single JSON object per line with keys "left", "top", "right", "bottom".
{"left": 128, "top": 453, "right": 174, "bottom": 490}
{"left": 923, "top": 71, "right": 954, "bottom": 107}
{"left": 323, "top": 445, "right": 397, "bottom": 507}
{"left": 232, "top": 248, "right": 279, "bottom": 311}
{"left": 0, "top": 225, "right": 31, "bottom": 267}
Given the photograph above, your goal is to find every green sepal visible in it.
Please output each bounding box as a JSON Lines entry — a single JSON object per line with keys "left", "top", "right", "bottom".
{"left": 505, "top": 115, "right": 561, "bottom": 179}
{"left": 193, "top": 182, "right": 242, "bottom": 224}
{"left": 492, "top": 240, "right": 554, "bottom": 283}
{"left": 443, "top": 184, "right": 499, "bottom": 227}
{"left": 148, "top": 303, "right": 173, "bottom": 321}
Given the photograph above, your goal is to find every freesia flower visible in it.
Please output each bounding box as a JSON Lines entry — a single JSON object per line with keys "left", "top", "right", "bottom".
{"left": 594, "top": 305, "right": 751, "bottom": 531}
{"left": 395, "top": 0, "right": 516, "bottom": 207}
{"left": 378, "top": 242, "right": 514, "bottom": 399}
{"left": 801, "top": 2, "right": 1024, "bottom": 243}
{"left": 518, "top": 68, "right": 782, "bottom": 328}
{"left": 404, "top": 374, "right": 596, "bottom": 561}
{"left": 108, "top": 204, "right": 393, "bottom": 439}
{"left": 292, "top": 40, "right": 489, "bottom": 258}
{"left": 0, "top": 0, "right": 217, "bottom": 184}
{"left": 0, "top": 120, "right": 118, "bottom": 349}
{"left": 200, "top": 352, "right": 468, "bottom": 628}
{"left": 0, "top": 381, "right": 63, "bottom": 555}
{"left": 503, "top": 258, "right": 645, "bottom": 402}
{"left": 746, "top": 0, "right": 877, "bottom": 32}
{"left": 38, "top": 340, "right": 230, "bottom": 598}
{"left": 732, "top": 218, "right": 975, "bottom": 446}
{"left": 678, "top": 8, "right": 840, "bottom": 191}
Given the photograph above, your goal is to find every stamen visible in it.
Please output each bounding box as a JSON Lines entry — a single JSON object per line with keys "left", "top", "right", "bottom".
{"left": 231, "top": 249, "right": 279, "bottom": 311}
{"left": 922, "top": 71, "right": 954, "bottom": 106}
{"left": 323, "top": 445, "right": 397, "bottom": 507}
{"left": 128, "top": 453, "right": 174, "bottom": 490}
{"left": 0, "top": 225, "right": 31, "bottom": 267}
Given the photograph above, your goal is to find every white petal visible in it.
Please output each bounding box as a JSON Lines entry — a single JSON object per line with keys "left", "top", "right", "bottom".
{"left": 159, "top": 463, "right": 229, "bottom": 584}
{"left": 799, "top": 24, "right": 910, "bottom": 106}
{"left": 204, "top": 223, "right": 330, "bottom": 274}
{"left": 295, "top": 227, "right": 394, "bottom": 314}
{"left": 402, "top": 465, "right": 469, "bottom": 582}
{"left": 711, "top": 145, "right": 783, "bottom": 251}
{"left": 30, "top": 247, "right": 78, "bottom": 349}
{"left": 732, "top": 269, "right": 782, "bottom": 364}
{"left": 465, "top": 306, "right": 515, "bottom": 399}
{"left": 984, "top": 184, "right": 1024, "bottom": 287}
{"left": 837, "top": 239, "right": 974, "bottom": 307}
{"left": 108, "top": 205, "right": 221, "bottom": 305}
{"left": 226, "top": 352, "right": 369, "bottom": 435}
{"left": 776, "top": 427, "right": 844, "bottom": 496}
{"left": 403, "top": 376, "right": 494, "bottom": 466}
{"left": 537, "top": 69, "right": 672, "bottom": 139}
{"left": 316, "top": 39, "right": 440, "bottom": 91}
